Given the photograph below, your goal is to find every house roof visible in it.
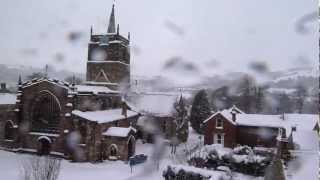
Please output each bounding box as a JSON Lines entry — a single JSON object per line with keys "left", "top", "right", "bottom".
{"left": 204, "top": 107, "right": 318, "bottom": 137}
{"left": 291, "top": 130, "right": 319, "bottom": 151}
{"left": 0, "top": 93, "right": 16, "bottom": 105}
{"left": 102, "top": 126, "right": 136, "bottom": 137}
{"left": 282, "top": 114, "right": 318, "bottom": 131}
{"left": 203, "top": 105, "right": 244, "bottom": 124}
{"left": 128, "top": 92, "right": 179, "bottom": 116}
{"left": 72, "top": 109, "right": 139, "bottom": 124}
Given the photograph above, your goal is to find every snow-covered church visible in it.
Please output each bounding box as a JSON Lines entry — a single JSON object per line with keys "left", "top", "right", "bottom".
{"left": 0, "top": 4, "right": 140, "bottom": 162}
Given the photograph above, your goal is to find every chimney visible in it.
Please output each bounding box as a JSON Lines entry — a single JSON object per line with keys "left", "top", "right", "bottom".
{"left": 121, "top": 101, "right": 128, "bottom": 118}
{"left": 1, "top": 83, "right": 6, "bottom": 90}
{"left": 231, "top": 110, "right": 237, "bottom": 122}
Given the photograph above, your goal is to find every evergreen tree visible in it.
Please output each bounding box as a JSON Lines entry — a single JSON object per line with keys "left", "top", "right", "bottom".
{"left": 190, "top": 90, "right": 211, "bottom": 134}
{"left": 170, "top": 95, "right": 189, "bottom": 154}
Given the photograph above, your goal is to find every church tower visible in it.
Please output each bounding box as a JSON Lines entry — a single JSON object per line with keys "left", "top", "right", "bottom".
{"left": 86, "top": 3, "right": 130, "bottom": 90}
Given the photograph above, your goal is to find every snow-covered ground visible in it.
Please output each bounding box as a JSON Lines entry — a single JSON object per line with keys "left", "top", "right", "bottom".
{"left": 286, "top": 150, "right": 319, "bottom": 180}
{"left": 0, "top": 128, "right": 317, "bottom": 180}
{"left": 0, "top": 128, "right": 259, "bottom": 180}
{"left": 0, "top": 141, "right": 168, "bottom": 180}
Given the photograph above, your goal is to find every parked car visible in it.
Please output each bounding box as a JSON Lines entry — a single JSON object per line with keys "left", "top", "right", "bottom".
{"left": 129, "top": 154, "right": 148, "bottom": 166}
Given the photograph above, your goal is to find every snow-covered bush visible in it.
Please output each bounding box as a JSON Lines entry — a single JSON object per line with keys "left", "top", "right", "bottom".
{"left": 233, "top": 145, "right": 253, "bottom": 155}
{"left": 163, "top": 165, "right": 228, "bottom": 180}
{"left": 187, "top": 145, "right": 273, "bottom": 176}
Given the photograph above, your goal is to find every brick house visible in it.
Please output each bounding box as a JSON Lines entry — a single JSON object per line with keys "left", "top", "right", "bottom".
{"left": 0, "top": 4, "right": 140, "bottom": 162}
{"left": 204, "top": 106, "right": 318, "bottom": 150}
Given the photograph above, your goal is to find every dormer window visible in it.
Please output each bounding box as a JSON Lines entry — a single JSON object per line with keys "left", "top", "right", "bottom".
{"left": 216, "top": 119, "right": 223, "bottom": 129}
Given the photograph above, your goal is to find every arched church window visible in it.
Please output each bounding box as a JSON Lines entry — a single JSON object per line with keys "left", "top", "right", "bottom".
{"left": 31, "top": 91, "right": 61, "bottom": 133}
{"left": 4, "top": 121, "right": 14, "bottom": 140}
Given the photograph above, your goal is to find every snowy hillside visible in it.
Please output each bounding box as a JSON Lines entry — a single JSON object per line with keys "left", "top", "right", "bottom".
{"left": 273, "top": 67, "right": 318, "bottom": 83}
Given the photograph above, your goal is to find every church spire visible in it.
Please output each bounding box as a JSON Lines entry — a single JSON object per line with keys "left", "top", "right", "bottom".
{"left": 18, "top": 75, "right": 22, "bottom": 85}
{"left": 107, "top": 2, "right": 116, "bottom": 33}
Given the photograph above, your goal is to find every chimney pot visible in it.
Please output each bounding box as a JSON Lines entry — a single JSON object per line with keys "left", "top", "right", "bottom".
{"left": 0, "top": 83, "right": 6, "bottom": 90}
{"left": 231, "top": 111, "right": 236, "bottom": 122}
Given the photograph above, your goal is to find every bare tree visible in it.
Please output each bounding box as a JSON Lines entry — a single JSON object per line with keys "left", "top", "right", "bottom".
{"left": 295, "top": 85, "right": 307, "bottom": 114}
{"left": 20, "top": 156, "right": 61, "bottom": 180}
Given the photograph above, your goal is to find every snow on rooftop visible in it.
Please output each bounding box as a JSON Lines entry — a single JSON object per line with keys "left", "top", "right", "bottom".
{"left": 235, "top": 114, "right": 285, "bottom": 128}
{"left": 22, "top": 78, "right": 70, "bottom": 90}
{"left": 75, "top": 85, "right": 118, "bottom": 94}
{"left": 129, "top": 92, "right": 178, "bottom": 116}
{"left": 72, "top": 109, "right": 139, "bottom": 123}
{"left": 291, "top": 130, "right": 319, "bottom": 151}
{"left": 102, "top": 127, "right": 136, "bottom": 137}
{"left": 0, "top": 93, "right": 16, "bottom": 105}
{"left": 204, "top": 107, "right": 318, "bottom": 137}
{"left": 283, "top": 114, "right": 318, "bottom": 131}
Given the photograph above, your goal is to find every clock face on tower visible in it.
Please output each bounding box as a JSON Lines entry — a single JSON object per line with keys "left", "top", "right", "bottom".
{"left": 91, "top": 48, "right": 107, "bottom": 61}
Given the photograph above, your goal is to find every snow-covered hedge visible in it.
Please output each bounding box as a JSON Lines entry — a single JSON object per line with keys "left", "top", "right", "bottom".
{"left": 163, "top": 165, "right": 227, "bottom": 180}
{"left": 188, "top": 145, "right": 273, "bottom": 176}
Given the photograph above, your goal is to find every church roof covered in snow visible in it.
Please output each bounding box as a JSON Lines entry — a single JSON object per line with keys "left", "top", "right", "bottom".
{"left": 75, "top": 85, "right": 118, "bottom": 94}
{"left": 20, "top": 77, "right": 120, "bottom": 95}
{"left": 22, "top": 78, "right": 71, "bottom": 89}
{"left": 72, "top": 109, "right": 139, "bottom": 124}
{"left": 0, "top": 93, "right": 16, "bottom": 105}
{"left": 102, "top": 126, "right": 136, "bottom": 137}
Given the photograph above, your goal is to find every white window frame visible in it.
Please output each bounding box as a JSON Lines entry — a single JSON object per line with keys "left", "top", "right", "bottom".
{"left": 214, "top": 133, "right": 224, "bottom": 145}
{"left": 216, "top": 119, "right": 223, "bottom": 129}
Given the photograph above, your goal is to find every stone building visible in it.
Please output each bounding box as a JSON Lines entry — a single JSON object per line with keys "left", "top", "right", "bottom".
{"left": 134, "top": 94, "right": 189, "bottom": 144}
{"left": 0, "top": 4, "right": 139, "bottom": 162}
{"left": 86, "top": 4, "right": 130, "bottom": 90}
{"left": 0, "top": 85, "right": 17, "bottom": 149}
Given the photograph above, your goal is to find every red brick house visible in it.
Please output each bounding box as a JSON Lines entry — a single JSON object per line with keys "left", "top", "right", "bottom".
{"left": 204, "top": 106, "right": 318, "bottom": 149}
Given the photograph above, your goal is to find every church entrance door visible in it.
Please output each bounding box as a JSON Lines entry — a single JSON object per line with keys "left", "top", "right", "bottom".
{"left": 38, "top": 137, "right": 51, "bottom": 155}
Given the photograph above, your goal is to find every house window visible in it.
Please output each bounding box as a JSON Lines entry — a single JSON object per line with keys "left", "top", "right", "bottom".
{"left": 216, "top": 119, "right": 223, "bottom": 129}
{"left": 214, "top": 133, "right": 224, "bottom": 145}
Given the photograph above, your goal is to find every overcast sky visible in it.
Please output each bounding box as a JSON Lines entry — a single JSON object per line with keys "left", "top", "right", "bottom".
{"left": 0, "top": 0, "right": 318, "bottom": 77}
